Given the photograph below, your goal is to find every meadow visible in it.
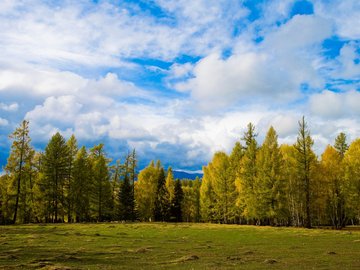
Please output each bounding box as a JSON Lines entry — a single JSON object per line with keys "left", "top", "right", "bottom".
{"left": 0, "top": 223, "right": 359, "bottom": 269}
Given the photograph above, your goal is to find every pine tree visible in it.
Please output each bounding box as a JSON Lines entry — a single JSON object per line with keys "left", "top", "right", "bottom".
{"left": 154, "top": 167, "right": 170, "bottom": 221}
{"left": 118, "top": 154, "right": 135, "bottom": 221}
{"left": 170, "top": 179, "right": 184, "bottom": 222}
{"left": 42, "top": 132, "right": 70, "bottom": 222}
{"left": 294, "top": 116, "right": 315, "bottom": 228}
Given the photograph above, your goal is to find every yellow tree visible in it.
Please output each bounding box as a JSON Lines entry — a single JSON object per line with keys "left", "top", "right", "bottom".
{"left": 343, "top": 139, "right": 360, "bottom": 224}
{"left": 294, "top": 117, "right": 316, "bottom": 228}
{"left": 320, "top": 145, "right": 346, "bottom": 228}
{"left": 135, "top": 161, "right": 158, "bottom": 221}
{"left": 255, "top": 127, "right": 287, "bottom": 225}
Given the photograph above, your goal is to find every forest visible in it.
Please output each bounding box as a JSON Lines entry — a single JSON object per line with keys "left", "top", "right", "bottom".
{"left": 0, "top": 118, "right": 359, "bottom": 229}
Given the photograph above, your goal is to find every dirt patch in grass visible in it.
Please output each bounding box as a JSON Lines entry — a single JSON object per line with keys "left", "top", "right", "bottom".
{"left": 264, "top": 259, "right": 278, "bottom": 264}
{"left": 173, "top": 255, "right": 199, "bottom": 263}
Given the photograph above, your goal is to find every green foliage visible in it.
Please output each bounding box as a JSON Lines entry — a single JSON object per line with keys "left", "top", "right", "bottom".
{"left": 154, "top": 167, "right": 170, "bottom": 221}
{"left": 170, "top": 179, "right": 184, "bottom": 222}
{"left": 254, "top": 127, "right": 287, "bottom": 225}
{"left": 41, "top": 132, "right": 70, "bottom": 222}
{"left": 236, "top": 123, "right": 258, "bottom": 221}
{"left": 294, "top": 116, "right": 316, "bottom": 228}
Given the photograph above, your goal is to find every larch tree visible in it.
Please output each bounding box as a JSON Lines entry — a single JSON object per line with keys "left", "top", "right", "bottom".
{"left": 166, "top": 167, "right": 175, "bottom": 202}
{"left": 320, "top": 145, "right": 347, "bottom": 229}
{"left": 200, "top": 165, "right": 216, "bottom": 222}
{"left": 236, "top": 123, "right": 258, "bottom": 222}
{"left": 42, "top": 132, "right": 70, "bottom": 222}
{"left": 294, "top": 116, "right": 316, "bottom": 228}
{"left": 89, "top": 144, "right": 113, "bottom": 221}
{"left": 334, "top": 132, "right": 349, "bottom": 158}
{"left": 255, "top": 126, "right": 287, "bottom": 225}
{"left": 72, "top": 146, "right": 91, "bottom": 222}
{"left": 208, "top": 152, "right": 235, "bottom": 223}
{"left": 343, "top": 139, "right": 360, "bottom": 225}
{"left": 65, "top": 135, "right": 78, "bottom": 222}
{"left": 135, "top": 161, "right": 158, "bottom": 221}
{"left": 5, "top": 120, "right": 33, "bottom": 224}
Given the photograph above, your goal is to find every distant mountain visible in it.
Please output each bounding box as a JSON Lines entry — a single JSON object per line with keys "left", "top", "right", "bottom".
{"left": 173, "top": 170, "right": 203, "bottom": 180}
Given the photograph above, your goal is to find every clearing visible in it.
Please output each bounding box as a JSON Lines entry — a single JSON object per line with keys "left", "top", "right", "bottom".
{"left": 0, "top": 223, "right": 359, "bottom": 269}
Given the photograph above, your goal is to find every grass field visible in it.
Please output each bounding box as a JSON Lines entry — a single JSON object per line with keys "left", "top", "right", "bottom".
{"left": 0, "top": 223, "right": 359, "bottom": 269}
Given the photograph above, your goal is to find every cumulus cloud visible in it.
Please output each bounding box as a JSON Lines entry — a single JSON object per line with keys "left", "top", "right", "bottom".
{"left": 309, "top": 90, "right": 360, "bottom": 118}
{"left": 177, "top": 14, "right": 332, "bottom": 110}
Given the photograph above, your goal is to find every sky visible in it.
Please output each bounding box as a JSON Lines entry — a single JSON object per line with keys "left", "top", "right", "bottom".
{"left": 0, "top": 0, "right": 360, "bottom": 172}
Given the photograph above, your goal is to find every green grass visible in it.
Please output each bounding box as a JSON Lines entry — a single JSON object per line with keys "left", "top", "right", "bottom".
{"left": 0, "top": 223, "right": 359, "bottom": 269}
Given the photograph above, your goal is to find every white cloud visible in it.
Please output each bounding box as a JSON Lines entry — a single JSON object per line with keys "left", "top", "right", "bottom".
{"left": 0, "top": 102, "right": 18, "bottom": 112}
{"left": 0, "top": 118, "right": 8, "bottom": 126}
{"left": 309, "top": 90, "right": 360, "bottom": 118}
{"left": 315, "top": 0, "right": 360, "bottom": 40}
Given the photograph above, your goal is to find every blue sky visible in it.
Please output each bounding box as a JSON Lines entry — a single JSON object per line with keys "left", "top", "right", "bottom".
{"left": 0, "top": 0, "right": 360, "bottom": 172}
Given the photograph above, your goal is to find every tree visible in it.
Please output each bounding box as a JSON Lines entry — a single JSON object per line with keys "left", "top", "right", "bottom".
{"left": 334, "top": 132, "right": 349, "bottom": 158}
{"left": 5, "top": 120, "right": 33, "bottom": 224}
{"left": 255, "top": 127, "right": 287, "bottom": 225}
{"left": 320, "top": 145, "right": 346, "bottom": 229}
{"left": 154, "top": 167, "right": 170, "bottom": 221}
{"left": 170, "top": 179, "right": 184, "bottom": 222}
{"left": 236, "top": 123, "right": 258, "bottom": 222}
{"left": 294, "top": 117, "right": 316, "bottom": 228}
{"left": 200, "top": 165, "right": 216, "bottom": 222}
{"left": 343, "top": 139, "right": 360, "bottom": 225}
{"left": 42, "top": 132, "right": 70, "bottom": 222}
{"left": 135, "top": 161, "right": 158, "bottom": 221}
{"left": 118, "top": 154, "right": 135, "bottom": 221}
{"left": 205, "top": 152, "right": 236, "bottom": 223}
{"left": 166, "top": 167, "right": 175, "bottom": 202}
{"left": 65, "top": 135, "right": 78, "bottom": 222}
{"left": 89, "top": 144, "right": 112, "bottom": 221}
{"left": 72, "top": 146, "right": 91, "bottom": 222}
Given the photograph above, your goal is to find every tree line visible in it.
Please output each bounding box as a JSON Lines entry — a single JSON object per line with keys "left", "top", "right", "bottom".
{"left": 1, "top": 118, "right": 359, "bottom": 228}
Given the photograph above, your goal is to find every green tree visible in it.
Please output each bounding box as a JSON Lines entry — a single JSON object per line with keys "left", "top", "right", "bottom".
{"left": 200, "top": 165, "right": 216, "bottom": 222}
{"left": 5, "top": 120, "right": 34, "bottom": 224}
{"left": 72, "top": 146, "right": 91, "bottom": 222}
{"left": 118, "top": 153, "right": 135, "bottom": 221}
{"left": 255, "top": 127, "right": 287, "bottom": 225}
{"left": 89, "top": 144, "right": 112, "bottom": 221}
{"left": 154, "top": 167, "right": 170, "bottom": 221}
{"left": 334, "top": 132, "right": 349, "bottom": 158}
{"left": 170, "top": 179, "right": 184, "bottom": 222}
{"left": 65, "top": 135, "right": 78, "bottom": 222}
{"left": 294, "top": 117, "right": 316, "bottom": 228}
{"left": 42, "top": 132, "right": 70, "bottom": 222}
{"left": 236, "top": 123, "right": 258, "bottom": 222}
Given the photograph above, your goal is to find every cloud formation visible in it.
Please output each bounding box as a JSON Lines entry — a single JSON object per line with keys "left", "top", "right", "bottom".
{"left": 0, "top": 0, "right": 359, "bottom": 171}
